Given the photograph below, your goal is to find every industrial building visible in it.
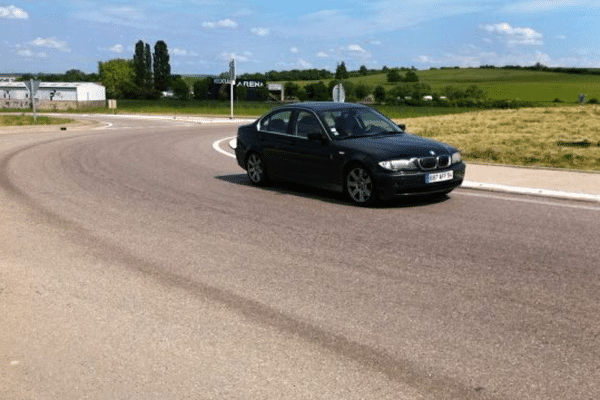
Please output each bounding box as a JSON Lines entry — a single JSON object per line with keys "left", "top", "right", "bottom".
{"left": 0, "top": 82, "right": 106, "bottom": 110}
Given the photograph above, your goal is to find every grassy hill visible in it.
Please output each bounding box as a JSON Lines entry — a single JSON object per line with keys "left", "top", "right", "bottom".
{"left": 309, "top": 68, "right": 600, "bottom": 104}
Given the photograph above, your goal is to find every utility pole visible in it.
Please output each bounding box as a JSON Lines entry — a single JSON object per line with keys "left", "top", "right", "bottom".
{"left": 229, "top": 58, "right": 235, "bottom": 119}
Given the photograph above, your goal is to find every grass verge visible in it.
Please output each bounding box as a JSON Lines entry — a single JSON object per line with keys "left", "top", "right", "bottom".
{"left": 402, "top": 105, "right": 600, "bottom": 171}
{"left": 0, "top": 115, "right": 75, "bottom": 127}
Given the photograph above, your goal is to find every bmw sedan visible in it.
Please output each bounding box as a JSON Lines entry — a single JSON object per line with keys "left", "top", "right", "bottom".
{"left": 235, "top": 102, "right": 465, "bottom": 205}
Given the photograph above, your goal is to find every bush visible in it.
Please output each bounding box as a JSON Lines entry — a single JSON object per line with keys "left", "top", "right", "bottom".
{"left": 193, "top": 78, "right": 212, "bottom": 100}
{"left": 355, "top": 83, "right": 371, "bottom": 101}
{"left": 304, "top": 81, "right": 329, "bottom": 101}
{"left": 374, "top": 86, "right": 386, "bottom": 103}
{"left": 387, "top": 69, "right": 403, "bottom": 83}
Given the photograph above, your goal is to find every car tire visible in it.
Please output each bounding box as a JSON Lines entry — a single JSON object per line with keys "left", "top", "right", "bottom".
{"left": 246, "top": 152, "right": 269, "bottom": 186}
{"left": 345, "top": 165, "right": 377, "bottom": 205}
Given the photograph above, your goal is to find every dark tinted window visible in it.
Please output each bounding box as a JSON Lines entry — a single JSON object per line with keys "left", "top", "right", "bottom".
{"left": 294, "top": 111, "right": 322, "bottom": 138}
{"left": 260, "top": 110, "right": 292, "bottom": 134}
{"left": 320, "top": 108, "right": 401, "bottom": 138}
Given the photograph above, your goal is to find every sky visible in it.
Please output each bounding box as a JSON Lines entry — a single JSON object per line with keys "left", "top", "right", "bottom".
{"left": 1, "top": 0, "right": 600, "bottom": 76}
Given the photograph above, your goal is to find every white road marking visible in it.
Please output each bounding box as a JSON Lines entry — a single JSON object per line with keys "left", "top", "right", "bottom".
{"left": 213, "top": 137, "right": 236, "bottom": 158}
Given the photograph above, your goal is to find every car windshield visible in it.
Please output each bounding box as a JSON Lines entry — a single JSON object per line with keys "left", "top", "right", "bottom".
{"left": 319, "top": 108, "right": 403, "bottom": 139}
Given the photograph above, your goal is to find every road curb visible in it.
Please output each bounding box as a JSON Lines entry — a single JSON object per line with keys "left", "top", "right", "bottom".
{"left": 461, "top": 181, "right": 600, "bottom": 202}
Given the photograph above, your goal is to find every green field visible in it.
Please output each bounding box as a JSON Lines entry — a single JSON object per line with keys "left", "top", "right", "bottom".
{"left": 339, "top": 69, "right": 600, "bottom": 104}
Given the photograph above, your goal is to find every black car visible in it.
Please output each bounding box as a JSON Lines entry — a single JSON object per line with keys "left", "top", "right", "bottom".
{"left": 235, "top": 102, "right": 465, "bottom": 205}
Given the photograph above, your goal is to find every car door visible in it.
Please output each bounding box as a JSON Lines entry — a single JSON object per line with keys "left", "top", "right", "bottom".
{"left": 258, "top": 109, "right": 295, "bottom": 180}
{"left": 290, "top": 111, "right": 343, "bottom": 190}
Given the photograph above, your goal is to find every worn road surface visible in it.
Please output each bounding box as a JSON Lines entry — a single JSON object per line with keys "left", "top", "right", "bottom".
{"left": 1, "top": 116, "right": 599, "bottom": 399}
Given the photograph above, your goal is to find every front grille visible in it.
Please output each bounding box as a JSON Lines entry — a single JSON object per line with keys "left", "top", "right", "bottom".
{"left": 417, "top": 156, "right": 452, "bottom": 171}
{"left": 418, "top": 157, "right": 437, "bottom": 170}
{"left": 438, "top": 155, "right": 451, "bottom": 168}
{"left": 417, "top": 155, "right": 451, "bottom": 170}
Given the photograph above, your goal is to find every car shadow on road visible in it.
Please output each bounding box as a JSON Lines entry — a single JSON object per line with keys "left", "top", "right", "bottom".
{"left": 216, "top": 174, "right": 452, "bottom": 209}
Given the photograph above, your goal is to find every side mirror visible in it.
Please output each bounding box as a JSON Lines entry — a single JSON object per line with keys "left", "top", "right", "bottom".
{"left": 398, "top": 123, "right": 407, "bottom": 131}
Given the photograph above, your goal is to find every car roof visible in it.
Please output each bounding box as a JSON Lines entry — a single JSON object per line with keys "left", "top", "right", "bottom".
{"left": 274, "top": 102, "right": 369, "bottom": 112}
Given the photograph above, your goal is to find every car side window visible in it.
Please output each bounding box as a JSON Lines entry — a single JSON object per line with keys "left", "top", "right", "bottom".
{"left": 320, "top": 111, "right": 359, "bottom": 138}
{"left": 294, "top": 111, "right": 322, "bottom": 139}
{"left": 260, "top": 110, "right": 292, "bottom": 134}
{"left": 360, "top": 109, "right": 392, "bottom": 132}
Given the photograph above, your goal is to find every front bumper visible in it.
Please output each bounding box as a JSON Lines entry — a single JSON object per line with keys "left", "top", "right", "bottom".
{"left": 375, "top": 162, "right": 466, "bottom": 200}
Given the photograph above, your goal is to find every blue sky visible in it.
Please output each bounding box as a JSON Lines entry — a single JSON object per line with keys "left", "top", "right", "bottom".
{"left": 1, "top": 0, "right": 599, "bottom": 76}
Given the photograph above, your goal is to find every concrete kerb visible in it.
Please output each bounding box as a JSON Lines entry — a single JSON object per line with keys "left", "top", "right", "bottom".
{"left": 461, "top": 181, "right": 600, "bottom": 202}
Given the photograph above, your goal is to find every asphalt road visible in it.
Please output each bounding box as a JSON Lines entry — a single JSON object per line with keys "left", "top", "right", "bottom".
{"left": 1, "top": 115, "right": 599, "bottom": 400}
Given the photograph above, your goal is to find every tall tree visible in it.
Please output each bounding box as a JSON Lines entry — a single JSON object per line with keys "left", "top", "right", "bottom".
{"left": 335, "top": 61, "right": 349, "bottom": 80}
{"left": 153, "top": 40, "right": 171, "bottom": 92}
{"left": 133, "top": 40, "right": 147, "bottom": 87}
{"left": 144, "top": 43, "right": 153, "bottom": 87}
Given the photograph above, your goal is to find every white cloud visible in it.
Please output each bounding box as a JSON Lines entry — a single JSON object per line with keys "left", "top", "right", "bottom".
{"left": 108, "top": 44, "right": 124, "bottom": 53}
{"left": 482, "top": 23, "right": 543, "bottom": 46}
{"left": 348, "top": 44, "right": 366, "bottom": 53}
{"left": 17, "top": 48, "right": 34, "bottom": 57}
{"left": 299, "top": 58, "right": 313, "bottom": 69}
{"left": 15, "top": 46, "right": 48, "bottom": 58}
{"left": 29, "top": 37, "right": 71, "bottom": 52}
{"left": 290, "top": 47, "right": 299, "bottom": 54}
{"left": 105, "top": 6, "right": 144, "bottom": 21}
{"left": 203, "top": 19, "right": 238, "bottom": 29}
{"left": 316, "top": 51, "right": 329, "bottom": 58}
{"left": 251, "top": 27, "right": 270, "bottom": 36}
{"left": 220, "top": 51, "right": 252, "bottom": 62}
{"left": 172, "top": 48, "right": 199, "bottom": 57}
{"left": 0, "top": 5, "right": 28, "bottom": 19}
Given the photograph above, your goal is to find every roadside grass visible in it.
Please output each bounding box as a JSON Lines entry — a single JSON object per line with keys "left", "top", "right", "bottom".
{"left": 0, "top": 114, "right": 75, "bottom": 126}
{"left": 401, "top": 105, "right": 600, "bottom": 171}
{"left": 53, "top": 99, "right": 478, "bottom": 120}
{"left": 90, "top": 99, "right": 274, "bottom": 117}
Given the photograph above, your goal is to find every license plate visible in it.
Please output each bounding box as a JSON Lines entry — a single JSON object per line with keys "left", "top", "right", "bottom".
{"left": 426, "top": 170, "right": 453, "bottom": 184}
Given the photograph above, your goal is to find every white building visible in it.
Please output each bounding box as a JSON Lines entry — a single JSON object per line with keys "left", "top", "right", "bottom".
{"left": 1, "top": 82, "right": 106, "bottom": 109}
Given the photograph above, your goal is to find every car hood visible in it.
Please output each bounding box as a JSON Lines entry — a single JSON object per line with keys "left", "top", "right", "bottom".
{"left": 336, "top": 133, "right": 456, "bottom": 159}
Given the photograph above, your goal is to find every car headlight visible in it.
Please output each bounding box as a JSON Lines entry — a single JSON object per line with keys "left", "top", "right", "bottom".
{"left": 451, "top": 151, "right": 462, "bottom": 164}
{"left": 379, "top": 158, "right": 418, "bottom": 171}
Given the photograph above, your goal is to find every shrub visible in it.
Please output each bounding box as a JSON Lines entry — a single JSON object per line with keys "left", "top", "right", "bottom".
{"left": 374, "top": 86, "right": 386, "bottom": 103}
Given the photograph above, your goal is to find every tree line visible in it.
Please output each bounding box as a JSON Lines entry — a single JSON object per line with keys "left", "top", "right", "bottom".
{"left": 99, "top": 40, "right": 173, "bottom": 99}
{"left": 18, "top": 40, "right": 176, "bottom": 100}
{"left": 16, "top": 47, "right": 599, "bottom": 103}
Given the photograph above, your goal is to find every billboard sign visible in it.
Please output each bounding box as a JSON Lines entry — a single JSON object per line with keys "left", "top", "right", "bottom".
{"left": 229, "top": 59, "right": 236, "bottom": 83}
{"left": 24, "top": 79, "right": 40, "bottom": 97}
{"left": 333, "top": 83, "right": 345, "bottom": 103}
